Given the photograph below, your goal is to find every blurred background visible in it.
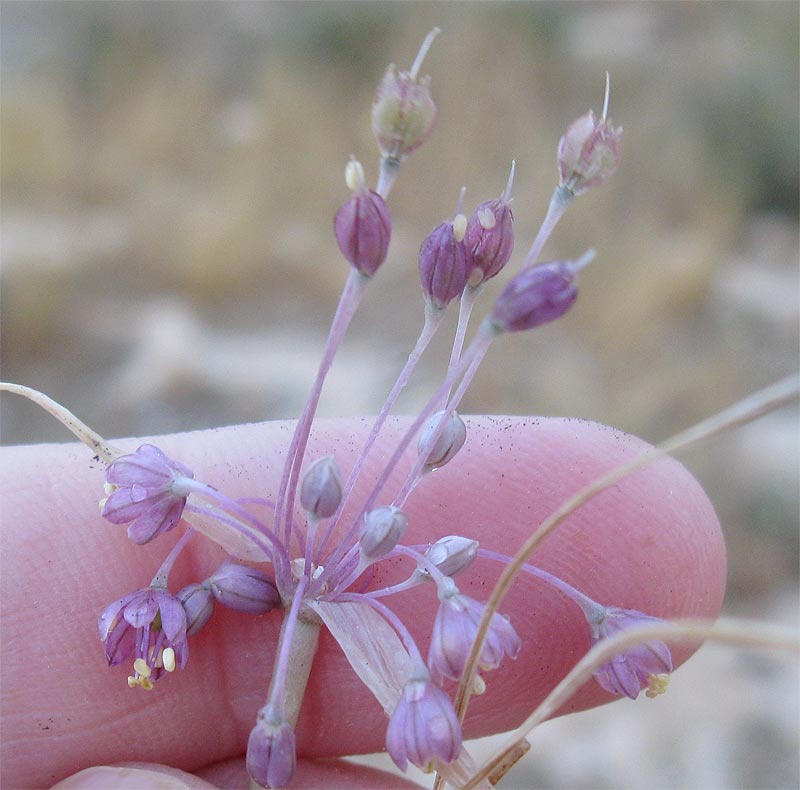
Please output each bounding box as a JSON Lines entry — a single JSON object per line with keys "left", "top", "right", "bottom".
{"left": 1, "top": 2, "right": 797, "bottom": 787}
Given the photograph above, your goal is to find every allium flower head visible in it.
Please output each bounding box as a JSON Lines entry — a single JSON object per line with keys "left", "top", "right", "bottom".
{"left": 101, "top": 443, "right": 194, "bottom": 544}
{"left": 428, "top": 586, "right": 521, "bottom": 684}
{"left": 557, "top": 74, "right": 622, "bottom": 196}
{"left": 98, "top": 585, "right": 188, "bottom": 690}
{"left": 589, "top": 605, "right": 673, "bottom": 699}
{"left": 385, "top": 670, "right": 462, "bottom": 772}
{"left": 334, "top": 160, "right": 392, "bottom": 277}
{"left": 247, "top": 713, "right": 297, "bottom": 789}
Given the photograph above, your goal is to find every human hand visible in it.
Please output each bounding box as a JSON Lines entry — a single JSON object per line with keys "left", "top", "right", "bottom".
{"left": 1, "top": 415, "right": 725, "bottom": 788}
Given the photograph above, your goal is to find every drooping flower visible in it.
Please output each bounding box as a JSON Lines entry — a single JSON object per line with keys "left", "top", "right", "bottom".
{"left": 428, "top": 585, "right": 521, "bottom": 684}
{"left": 101, "top": 443, "right": 194, "bottom": 544}
{"left": 98, "top": 585, "right": 189, "bottom": 690}
{"left": 385, "top": 668, "right": 462, "bottom": 772}
{"left": 417, "top": 410, "right": 467, "bottom": 472}
{"left": 588, "top": 605, "right": 673, "bottom": 699}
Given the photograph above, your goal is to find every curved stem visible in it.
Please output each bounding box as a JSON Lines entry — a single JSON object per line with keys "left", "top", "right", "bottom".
{"left": 522, "top": 186, "right": 573, "bottom": 269}
{"left": 150, "top": 528, "right": 195, "bottom": 587}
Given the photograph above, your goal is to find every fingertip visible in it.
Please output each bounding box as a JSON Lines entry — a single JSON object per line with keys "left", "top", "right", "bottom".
{"left": 52, "top": 764, "right": 218, "bottom": 789}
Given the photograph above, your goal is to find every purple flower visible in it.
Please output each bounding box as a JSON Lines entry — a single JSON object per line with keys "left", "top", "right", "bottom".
{"left": 101, "top": 444, "right": 194, "bottom": 544}
{"left": 300, "top": 455, "right": 343, "bottom": 519}
{"left": 98, "top": 585, "right": 189, "bottom": 689}
{"left": 246, "top": 712, "right": 296, "bottom": 789}
{"left": 589, "top": 606, "right": 673, "bottom": 699}
{"left": 386, "top": 672, "right": 462, "bottom": 772}
{"left": 428, "top": 589, "right": 521, "bottom": 684}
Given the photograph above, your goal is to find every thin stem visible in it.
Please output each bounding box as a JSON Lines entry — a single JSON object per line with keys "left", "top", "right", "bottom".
{"left": 409, "top": 27, "right": 441, "bottom": 81}
{"left": 452, "top": 373, "right": 800, "bottom": 726}
{"left": 274, "top": 270, "right": 368, "bottom": 587}
{"left": 150, "top": 528, "right": 195, "bottom": 587}
{"left": 393, "top": 323, "right": 495, "bottom": 509}
{"left": 478, "top": 548, "right": 603, "bottom": 619}
{"left": 522, "top": 186, "right": 573, "bottom": 269}
{"left": 446, "top": 286, "right": 482, "bottom": 384}
{"left": 463, "top": 618, "right": 800, "bottom": 790}
{"left": 180, "top": 480, "right": 289, "bottom": 566}
{"left": 0, "top": 382, "right": 121, "bottom": 462}
{"left": 316, "top": 308, "right": 443, "bottom": 560}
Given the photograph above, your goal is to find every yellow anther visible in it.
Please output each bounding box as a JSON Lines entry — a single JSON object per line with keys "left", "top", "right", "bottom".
{"left": 645, "top": 673, "right": 670, "bottom": 698}
{"left": 133, "top": 657, "right": 151, "bottom": 678}
{"left": 471, "top": 673, "right": 487, "bottom": 696}
{"left": 162, "top": 647, "right": 176, "bottom": 673}
{"left": 345, "top": 159, "right": 365, "bottom": 192}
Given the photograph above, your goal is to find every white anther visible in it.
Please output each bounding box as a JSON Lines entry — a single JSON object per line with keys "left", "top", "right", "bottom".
{"left": 133, "top": 657, "right": 151, "bottom": 678}
{"left": 452, "top": 214, "right": 468, "bottom": 242}
{"left": 345, "top": 159, "right": 365, "bottom": 192}
{"left": 162, "top": 647, "right": 176, "bottom": 673}
{"left": 478, "top": 206, "right": 496, "bottom": 230}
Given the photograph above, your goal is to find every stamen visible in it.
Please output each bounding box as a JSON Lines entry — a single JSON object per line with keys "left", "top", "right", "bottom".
{"left": 502, "top": 160, "right": 516, "bottom": 203}
{"left": 162, "top": 646, "right": 176, "bottom": 673}
{"left": 477, "top": 206, "right": 496, "bottom": 231}
{"left": 645, "top": 673, "right": 669, "bottom": 698}
{"left": 345, "top": 158, "right": 365, "bottom": 192}
{"left": 133, "top": 657, "right": 151, "bottom": 678}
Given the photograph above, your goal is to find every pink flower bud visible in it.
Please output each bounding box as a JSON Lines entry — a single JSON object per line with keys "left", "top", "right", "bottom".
{"left": 300, "top": 455, "right": 343, "bottom": 519}
{"left": 371, "top": 30, "right": 439, "bottom": 165}
{"left": 557, "top": 75, "right": 622, "bottom": 196}
{"left": 424, "top": 535, "right": 478, "bottom": 578}
{"left": 246, "top": 714, "right": 296, "bottom": 789}
{"left": 208, "top": 561, "right": 281, "bottom": 616}
{"left": 359, "top": 506, "right": 408, "bottom": 561}
{"left": 418, "top": 410, "right": 467, "bottom": 472}
{"left": 489, "top": 252, "right": 593, "bottom": 333}
{"left": 419, "top": 215, "right": 471, "bottom": 309}
{"left": 177, "top": 583, "right": 214, "bottom": 637}
{"left": 334, "top": 186, "right": 391, "bottom": 277}
{"left": 464, "top": 163, "right": 516, "bottom": 285}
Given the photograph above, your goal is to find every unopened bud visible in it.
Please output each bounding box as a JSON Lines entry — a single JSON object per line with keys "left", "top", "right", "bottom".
{"left": 418, "top": 410, "right": 467, "bottom": 472}
{"left": 177, "top": 583, "right": 214, "bottom": 636}
{"left": 557, "top": 74, "right": 622, "bottom": 196}
{"left": 360, "top": 506, "right": 408, "bottom": 561}
{"left": 371, "top": 30, "right": 439, "bottom": 165}
{"left": 465, "top": 163, "right": 516, "bottom": 285}
{"left": 300, "top": 455, "right": 343, "bottom": 519}
{"left": 207, "top": 561, "right": 280, "bottom": 615}
{"left": 247, "top": 713, "right": 296, "bottom": 790}
{"left": 419, "top": 218, "right": 471, "bottom": 309}
{"left": 489, "top": 252, "right": 594, "bottom": 333}
{"left": 424, "top": 535, "right": 479, "bottom": 578}
{"left": 334, "top": 161, "right": 391, "bottom": 277}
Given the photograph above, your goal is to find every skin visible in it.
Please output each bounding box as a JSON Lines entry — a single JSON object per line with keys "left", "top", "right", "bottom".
{"left": 0, "top": 416, "right": 726, "bottom": 789}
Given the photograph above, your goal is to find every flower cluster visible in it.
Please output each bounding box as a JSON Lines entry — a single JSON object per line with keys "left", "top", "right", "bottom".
{"left": 75, "top": 30, "right": 661, "bottom": 790}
